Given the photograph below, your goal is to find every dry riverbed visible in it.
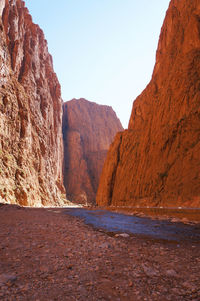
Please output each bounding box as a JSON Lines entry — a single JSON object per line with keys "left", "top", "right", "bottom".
{"left": 0, "top": 204, "right": 200, "bottom": 300}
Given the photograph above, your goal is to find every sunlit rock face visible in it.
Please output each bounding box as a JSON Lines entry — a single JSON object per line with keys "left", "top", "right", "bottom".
{"left": 0, "top": 0, "right": 65, "bottom": 206}
{"left": 96, "top": 0, "right": 200, "bottom": 208}
{"left": 62, "top": 98, "right": 123, "bottom": 205}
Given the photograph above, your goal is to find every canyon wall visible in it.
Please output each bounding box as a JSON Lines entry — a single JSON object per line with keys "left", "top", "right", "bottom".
{"left": 0, "top": 0, "right": 65, "bottom": 206}
{"left": 63, "top": 98, "right": 123, "bottom": 205}
{"left": 97, "top": 0, "right": 200, "bottom": 208}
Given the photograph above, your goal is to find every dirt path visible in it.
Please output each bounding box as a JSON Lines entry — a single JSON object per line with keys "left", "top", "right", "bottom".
{"left": 0, "top": 204, "right": 199, "bottom": 300}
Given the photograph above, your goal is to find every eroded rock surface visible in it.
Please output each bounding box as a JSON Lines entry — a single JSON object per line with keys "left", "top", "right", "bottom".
{"left": 0, "top": 0, "right": 65, "bottom": 206}
{"left": 97, "top": 0, "right": 200, "bottom": 208}
{"left": 63, "top": 98, "right": 123, "bottom": 204}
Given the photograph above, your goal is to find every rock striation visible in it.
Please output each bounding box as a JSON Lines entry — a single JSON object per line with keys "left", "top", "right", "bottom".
{"left": 62, "top": 98, "right": 123, "bottom": 204}
{"left": 96, "top": 0, "right": 200, "bottom": 208}
{"left": 0, "top": 0, "right": 65, "bottom": 206}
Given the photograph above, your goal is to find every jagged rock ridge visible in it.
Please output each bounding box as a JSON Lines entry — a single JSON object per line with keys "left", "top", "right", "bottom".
{"left": 63, "top": 98, "right": 123, "bottom": 205}
{"left": 96, "top": 0, "right": 200, "bottom": 208}
{"left": 0, "top": 0, "right": 65, "bottom": 206}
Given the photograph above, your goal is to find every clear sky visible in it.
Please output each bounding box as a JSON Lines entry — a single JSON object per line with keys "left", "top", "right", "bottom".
{"left": 25, "top": 0, "right": 170, "bottom": 128}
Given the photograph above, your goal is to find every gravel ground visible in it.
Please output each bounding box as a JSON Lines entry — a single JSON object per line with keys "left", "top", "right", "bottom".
{"left": 0, "top": 204, "right": 199, "bottom": 301}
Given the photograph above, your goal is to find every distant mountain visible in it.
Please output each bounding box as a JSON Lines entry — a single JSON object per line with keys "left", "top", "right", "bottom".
{"left": 97, "top": 0, "right": 200, "bottom": 208}
{"left": 63, "top": 98, "right": 123, "bottom": 205}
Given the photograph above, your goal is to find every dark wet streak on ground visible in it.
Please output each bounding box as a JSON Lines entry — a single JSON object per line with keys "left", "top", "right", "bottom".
{"left": 64, "top": 208, "right": 200, "bottom": 242}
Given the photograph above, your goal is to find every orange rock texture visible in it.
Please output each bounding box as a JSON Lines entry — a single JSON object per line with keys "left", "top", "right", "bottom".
{"left": 63, "top": 98, "right": 123, "bottom": 205}
{"left": 0, "top": 0, "right": 65, "bottom": 206}
{"left": 97, "top": 0, "right": 200, "bottom": 208}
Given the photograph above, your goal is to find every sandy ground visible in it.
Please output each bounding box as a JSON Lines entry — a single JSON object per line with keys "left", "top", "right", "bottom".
{"left": 0, "top": 204, "right": 200, "bottom": 301}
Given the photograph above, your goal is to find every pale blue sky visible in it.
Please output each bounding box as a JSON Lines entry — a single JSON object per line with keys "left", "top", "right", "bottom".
{"left": 26, "top": 0, "right": 170, "bottom": 128}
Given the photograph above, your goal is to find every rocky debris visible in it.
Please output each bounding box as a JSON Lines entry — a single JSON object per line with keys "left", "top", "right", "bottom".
{"left": 62, "top": 98, "right": 123, "bottom": 205}
{"left": 96, "top": 0, "right": 200, "bottom": 208}
{"left": 0, "top": 204, "right": 199, "bottom": 300}
{"left": 0, "top": 0, "right": 65, "bottom": 206}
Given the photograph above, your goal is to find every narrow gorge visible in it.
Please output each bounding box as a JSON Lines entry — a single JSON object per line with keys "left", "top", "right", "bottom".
{"left": 0, "top": 0, "right": 123, "bottom": 207}
{"left": 1, "top": 0, "right": 200, "bottom": 209}
{"left": 0, "top": 1, "right": 199, "bottom": 300}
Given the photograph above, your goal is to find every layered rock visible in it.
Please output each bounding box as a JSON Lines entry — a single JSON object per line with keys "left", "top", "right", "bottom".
{"left": 0, "top": 0, "right": 65, "bottom": 206}
{"left": 62, "top": 98, "right": 123, "bottom": 204}
{"left": 97, "top": 0, "right": 200, "bottom": 208}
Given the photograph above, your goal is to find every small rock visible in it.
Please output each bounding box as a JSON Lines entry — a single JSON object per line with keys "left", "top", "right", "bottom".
{"left": 181, "top": 218, "right": 189, "bottom": 223}
{"left": 0, "top": 274, "right": 17, "bottom": 286}
{"left": 182, "top": 281, "right": 197, "bottom": 290}
{"left": 99, "top": 242, "right": 111, "bottom": 249}
{"left": 166, "top": 269, "right": 177, "bottom": 277}
{"left": 67, "top": 265, "right": 73, "bottom": 270}
{"left": 115, "top": 233, "right": 130, "bottom": 238}
{"left": 171, "top": 218, "right": 180, "bottom": 223}
{"left": 128, "top": 280, "right": 133, "bottom": 287}
{"left": 171, "top": 288, "right": 181, "bottom": 295}
{"left": 142, "top": 265, "right": 158, "bottom": 277}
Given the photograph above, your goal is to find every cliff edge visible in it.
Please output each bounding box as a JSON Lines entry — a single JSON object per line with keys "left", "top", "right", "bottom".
{"left": 63, "top": 98, "right": 123, "bottom": 204}
{"left": 0, "top": 0, "right": 65, "bottom": 206}
{"left": 97, "top": 0, "right": 200, "bottom": 208}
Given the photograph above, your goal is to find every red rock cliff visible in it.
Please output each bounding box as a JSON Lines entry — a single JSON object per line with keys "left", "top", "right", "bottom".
{"left": 63, "top": 98, "right": 123, "bottom": 205}
{"left": 0, "top": 0, "right": 65, "bottom": 206}
{"left": 96, "top": 0, "right": 200, "bottom": 208}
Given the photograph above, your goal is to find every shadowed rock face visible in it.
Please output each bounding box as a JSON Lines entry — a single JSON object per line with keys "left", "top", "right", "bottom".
{"left": 62, "top": 98, "right": 123, "bottom": 205}
{"left": 0, "top": 0, "right": 65, "bottom": 206}
{"left": 97, "top": 0, "right": 200, "bottom": 208}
